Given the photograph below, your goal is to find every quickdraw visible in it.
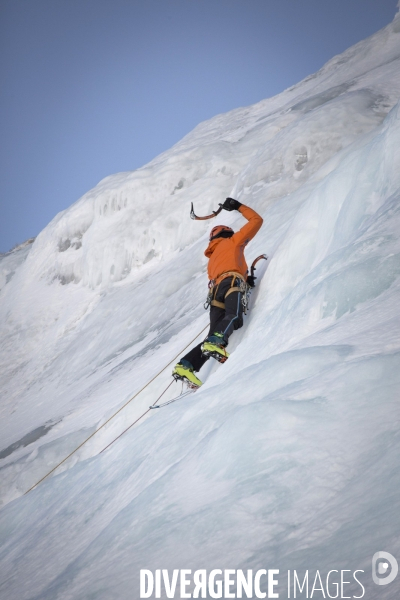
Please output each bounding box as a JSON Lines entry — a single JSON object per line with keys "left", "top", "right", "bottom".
{"left": 204, "top": 278, "right": 215, "bottom": 309}
{"left": 241, "top": 279, "right": 251, "bottom": 314}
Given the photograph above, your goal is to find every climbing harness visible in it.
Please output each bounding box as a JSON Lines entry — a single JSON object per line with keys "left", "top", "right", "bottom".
{"left": 203, "top": 256, "right": 268, "bottom": 314}
{"left": 204, "top": 270, "right": 246, "bottom": 310}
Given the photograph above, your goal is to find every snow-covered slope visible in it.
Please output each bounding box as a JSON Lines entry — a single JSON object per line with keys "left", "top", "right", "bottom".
{"left": 1, "top": 12, "right": 400, "bottom": 600}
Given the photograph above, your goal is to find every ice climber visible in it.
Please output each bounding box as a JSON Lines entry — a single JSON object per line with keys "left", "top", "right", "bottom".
{"left": 173, "top": 197, "right": 263, "bottom": 388}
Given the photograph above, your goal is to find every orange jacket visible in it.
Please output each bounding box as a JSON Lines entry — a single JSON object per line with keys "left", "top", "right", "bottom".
{"left": 204, "top": 204, "right": 263, "bottom": 281}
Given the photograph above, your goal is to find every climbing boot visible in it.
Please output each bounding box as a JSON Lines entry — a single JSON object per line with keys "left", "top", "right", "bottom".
{"left": 201, "top": 334, "right": 229, "bottom": 363}
{"left": 172, "top": 362, "right": 202, "bottom": 389}
{"left": 206, "top": 332, "right": 226, "bottom": 346}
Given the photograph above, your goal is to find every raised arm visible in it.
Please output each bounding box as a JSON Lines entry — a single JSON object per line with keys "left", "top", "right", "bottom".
{"left": 220, "top": 197, "right": 263, "bottom": 246}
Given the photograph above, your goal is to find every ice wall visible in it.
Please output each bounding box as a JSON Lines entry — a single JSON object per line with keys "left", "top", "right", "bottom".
{"left": 0, "top": 14, "right": 400, "bottom": 600}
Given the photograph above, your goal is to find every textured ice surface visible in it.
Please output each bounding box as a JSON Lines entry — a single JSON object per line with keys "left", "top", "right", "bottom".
{"left": 1, "top": 16, "right": 400, "bottom": 600}
{"left": 0, "top": 240, "right": 33, "bottom": 292}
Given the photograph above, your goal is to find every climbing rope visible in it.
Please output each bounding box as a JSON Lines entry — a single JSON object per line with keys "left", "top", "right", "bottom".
{"left": 24, "top": 323, "right": 209, "bottom": 495}
{"left": 150, "top": 383, "right": 196, "bottom": 409}
{"left": 99, "top": 379, "right": 175, "bottom": 454}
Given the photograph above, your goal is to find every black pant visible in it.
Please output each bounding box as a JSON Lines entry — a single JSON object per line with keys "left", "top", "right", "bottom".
{"left": 181, "top": 276, "right": 244, "bottom": 372}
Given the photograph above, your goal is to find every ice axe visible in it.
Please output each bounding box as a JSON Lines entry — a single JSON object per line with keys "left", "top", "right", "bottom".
{"left": 250, "top": 254, "right": 268, "bottom": 279}
{"left": 239, "top": 254, "right": 268, "bottom": 313}
{"left": 190, "top": 202, "right": 224, "bottom": 220}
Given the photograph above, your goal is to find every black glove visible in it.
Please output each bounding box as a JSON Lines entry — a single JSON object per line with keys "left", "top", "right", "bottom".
{"left": 222, "top": 197, "right": 242, "bottom": 211}
{"left": 246, "top": 275, "right": 256, "bottom": 288}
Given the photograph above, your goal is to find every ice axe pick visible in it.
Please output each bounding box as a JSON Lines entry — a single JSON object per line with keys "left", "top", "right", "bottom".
{"left": 190, "top": 202, "right": 224, "bottom": 220}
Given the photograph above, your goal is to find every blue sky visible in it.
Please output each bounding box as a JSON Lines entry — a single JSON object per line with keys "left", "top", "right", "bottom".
{"left": 0, "top": 0, "right": 398, "bottom": 252}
